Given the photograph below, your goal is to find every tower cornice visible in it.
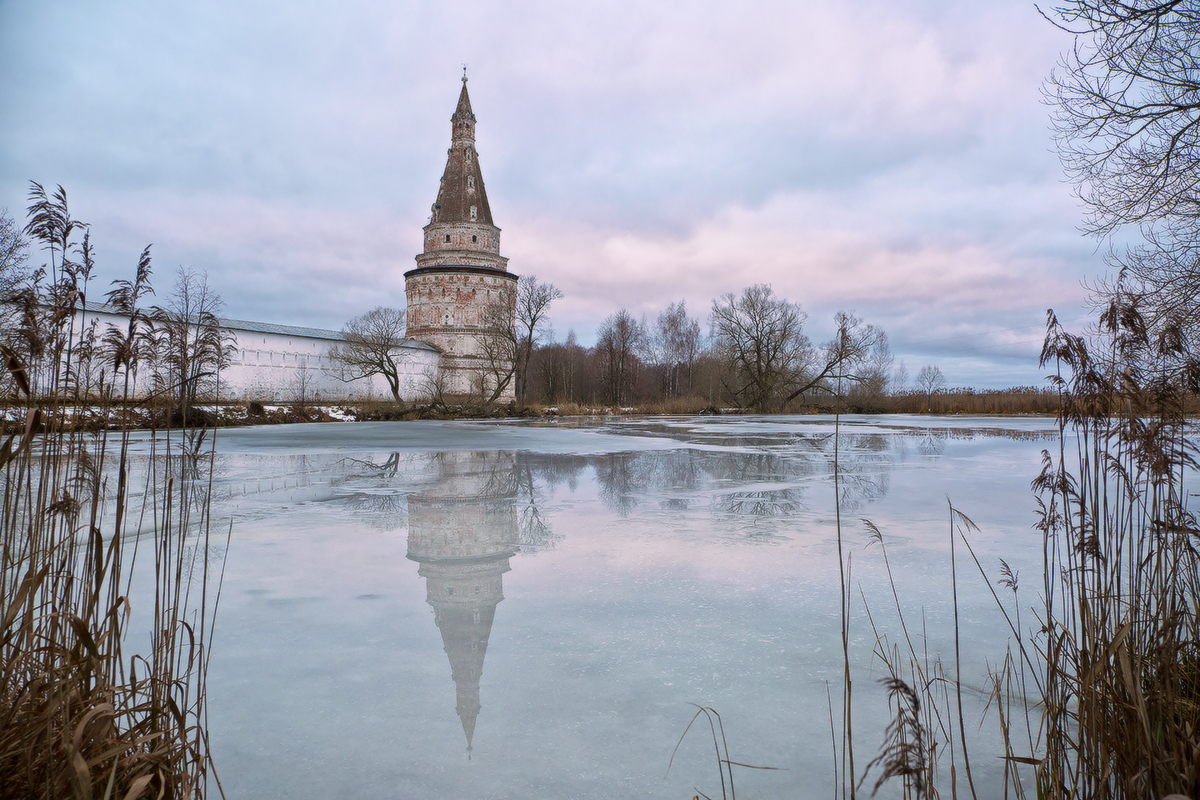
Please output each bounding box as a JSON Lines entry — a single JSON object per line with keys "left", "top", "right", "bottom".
{"left": 404, "top": 264, "right": 517, "bottom": 281}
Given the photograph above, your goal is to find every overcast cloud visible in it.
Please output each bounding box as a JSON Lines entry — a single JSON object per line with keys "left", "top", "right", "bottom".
{"left": 0, "top": 0, "right": 1101, "bottom": 387}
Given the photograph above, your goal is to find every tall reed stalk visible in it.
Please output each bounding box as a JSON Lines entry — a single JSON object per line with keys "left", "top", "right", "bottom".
{"left": 0, "top": 185, "right": 224, "bottom": 798}
{"left": 860, "top": 297, "right": 1198, "bottom": 799}
{"left": 1026, "top": 301, "right": 1199, "bottom": 797}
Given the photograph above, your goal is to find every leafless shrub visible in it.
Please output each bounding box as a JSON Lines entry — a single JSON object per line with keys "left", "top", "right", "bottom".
{"left": 473, "top": 292, "right": 518, "bottom": 406}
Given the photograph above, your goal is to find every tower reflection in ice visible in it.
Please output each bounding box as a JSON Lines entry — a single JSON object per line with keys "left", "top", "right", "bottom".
{"left": 404, "top": 452, "right": 519, "bottom": 756}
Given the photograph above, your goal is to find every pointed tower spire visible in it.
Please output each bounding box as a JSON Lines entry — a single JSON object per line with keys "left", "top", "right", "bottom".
{"left": 454, "top": 67, "right": 473, "bottom": 126}
{"left": 427, "top": 77, "right": 491, "bottom": 225}
{"left": 451, "top": 81, "right": 475, "bottom": 141}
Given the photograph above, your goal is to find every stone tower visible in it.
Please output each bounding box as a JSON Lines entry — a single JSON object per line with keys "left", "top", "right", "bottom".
{"left": 406, "top": 75, "right": 518, "bottom": 403}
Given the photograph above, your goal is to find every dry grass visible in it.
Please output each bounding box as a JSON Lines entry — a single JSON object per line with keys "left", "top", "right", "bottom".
{"left": 863, "top": 386, "right": 1062, "bottom": 415}
{"left": 1, "top": 363, "right": 222, "bottom": 800}
{"left": 635, "top": 395, "right": 717, "bottom": 415}
{"left": 901, "top": 387, "right": 1059, "bottom": 415}
{"left": 1, "top": 186, "right": 222, "bottom": 799}
{"left": 668, "top": 705, "right": 782, "bottom": 800}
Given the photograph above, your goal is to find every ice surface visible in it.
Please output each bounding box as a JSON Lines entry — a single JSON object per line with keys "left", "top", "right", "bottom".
{"left": 193, "top": 416, "right": 1062, "bottom": 799}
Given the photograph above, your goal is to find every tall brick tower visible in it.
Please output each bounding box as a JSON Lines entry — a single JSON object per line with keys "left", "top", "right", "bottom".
{"left": 406, "top": 74, "right": 518, "bottom": 403}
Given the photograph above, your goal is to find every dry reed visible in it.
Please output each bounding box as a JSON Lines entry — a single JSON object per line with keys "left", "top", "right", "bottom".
{"left": 667, "top": 705, "right": 782, "bottom": 800}
{"left": 858, "top": 299, "right": 1200, "bottom": 798}
{"left": 1, "top": 185, "right": 223, "bottom": 799}
{"left": 1022, "top": 302, "right": 1200, "bottom": 797}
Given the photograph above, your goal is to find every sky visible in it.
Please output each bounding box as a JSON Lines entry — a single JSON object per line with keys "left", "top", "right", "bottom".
{"left": 0, "top": 0, "right": 1108, "bottom": 388}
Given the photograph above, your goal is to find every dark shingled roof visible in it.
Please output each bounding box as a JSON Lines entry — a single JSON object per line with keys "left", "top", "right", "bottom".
{"left": 430, "top": 81, "right": 494, "bottom": 226}
{"left": 82, "top": 301, "right": 441, "bottom": 352}
{"left": 455, "top": 81, "right": 474, "bottom": 119}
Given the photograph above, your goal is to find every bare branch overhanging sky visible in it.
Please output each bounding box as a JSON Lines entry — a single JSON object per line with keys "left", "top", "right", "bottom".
{"left": 0, "top": 0, "right": 1101, "bottom": 388}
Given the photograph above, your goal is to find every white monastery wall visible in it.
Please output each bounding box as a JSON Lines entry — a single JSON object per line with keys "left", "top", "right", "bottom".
{"left": 79, "top": 304, "right": 441, "bottom": 404}
{"left": 219, "top": 316, "right": 439, "bottom": 403}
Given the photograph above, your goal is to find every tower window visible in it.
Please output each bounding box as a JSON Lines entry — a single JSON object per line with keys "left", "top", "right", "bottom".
{"left": 472, "top": 234, "right": 477, "bottom": 242}
{"left": 445, "top": 234, "right": 450, "bottom": 243}
{"left": 470, "top": 206, "right": 477, "bottom": 221}
{"left": 467, "top": 176, "right": 475, "bottom": 190}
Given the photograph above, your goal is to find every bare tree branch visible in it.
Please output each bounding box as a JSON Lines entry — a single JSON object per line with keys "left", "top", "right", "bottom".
{"left": 710, "top": 284, "right": 811, "bottom": 411}
{"left": 1047, "top": 0, "right": 1200, "bottom": 348}
{"left": 513, "top": 275, "right": 563, "bottom": 406}
{"left": 915, "top": 364, "right": 946, "bottom": 408}
{"left": 1049, "top": 1, "right": 1200, "bottom": 236}
{"left": 148, "top": 268, "right": 235, "bottom": 422}
{"left": 475, "top": 292, "right": 518, "bottom": 406}
{"left": 327, "top": 306, "right": 410, "bottom": 403}
{"left": 653, "top": 300, "right": 703, "bottom": 399}
{"left": 596, "top": 309, "right": 647, "bottom": 405}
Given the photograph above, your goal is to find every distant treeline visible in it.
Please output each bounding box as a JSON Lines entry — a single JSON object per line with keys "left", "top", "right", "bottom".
{"left": 518, "top": 290, "right": 1067, "bottom": 414}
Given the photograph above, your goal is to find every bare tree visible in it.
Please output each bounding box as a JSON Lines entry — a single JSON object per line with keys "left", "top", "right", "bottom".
{"left": 1, "top": 205, "right": 41, "bottom": 381}
{"left": 291, "top": 363, "right": 315, "bottom": 409}
{"left": 534, "top": 328, "right": 587, "bottom": 404}
{"left": 1107, "top": 225, "right": 1200, "bottom": 334}
{"left": 148, "top": 268, "right": 235, "bottom": 422}
{"left": 474, "top": 296, "right": 518, "bottom": 406}
{"left": 855, "top": 327, "right": 894, "bottom": 403}
{"left": 798, "top": 312, "right": 890, "bottom": 406}
{"left": 327, "top": 306, "right": 410, "bottom": 404}
{"left": 513, "top": 275, "right": 563, "bottom": 406}
{"left": 654, "top": 300, "right": 702, "bottom": 398}
{"left": 710, "top": 287, "right": 889, "bottom": 411}
{"left": 710, "top": 284, "right": 811, "bottom": 411}
{"left": 0, "top": 209, "right": 31, "bottom": 394}
{"left": 596, "top": 309, "right": 646, "bottom": 405}
{"left": 1049, "top": 1, "right": 1200, "bottom": 237}
{"left": 1048, "top": 2, "right": 1200, "bottom": 332}
{"left": 893, "top": 360, "right": 908, "bottom": 393}
{"left": 0, "top": 207, "right": 29, "bottom": 304}
{"left": 915, "top": 364, "right": 946, "bottom": 408}
{"left": 417, "top": 362, "right": 450, "bottom": 406}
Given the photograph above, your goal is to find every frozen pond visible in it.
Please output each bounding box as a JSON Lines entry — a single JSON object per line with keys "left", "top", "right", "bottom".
{"left": 196, "top": 415, "right": 1060, "bottom": 798}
